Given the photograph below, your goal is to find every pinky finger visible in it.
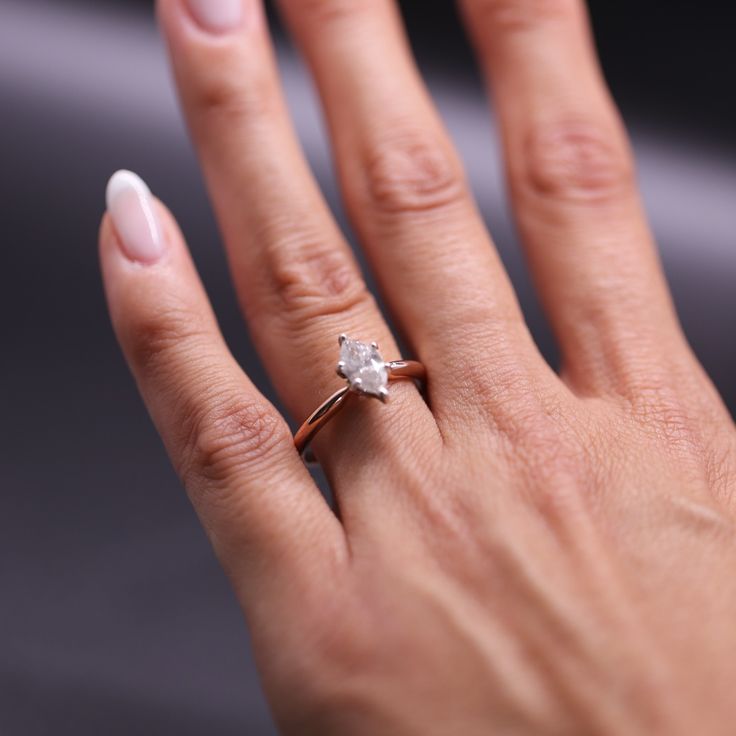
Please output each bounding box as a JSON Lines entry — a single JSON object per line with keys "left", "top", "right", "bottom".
{"left": 99, "top": 170, "right": 346, "bottom": 614}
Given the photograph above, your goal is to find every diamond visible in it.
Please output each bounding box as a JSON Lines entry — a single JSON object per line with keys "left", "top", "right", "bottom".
{"left": 337, "top": 336, "right": 389, "bottom": 399}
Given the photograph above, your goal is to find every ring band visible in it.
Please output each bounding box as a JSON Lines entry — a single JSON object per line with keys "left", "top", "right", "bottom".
{"left": 294, "top": 335, "right": 426, "bottom": 461}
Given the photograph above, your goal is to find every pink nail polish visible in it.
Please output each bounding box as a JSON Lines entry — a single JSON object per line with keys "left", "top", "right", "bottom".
{"left": 184, "top": 0, "right": 243, "bottom": 34}
{"left": 106, "top": 170, "right": 165, "bottom": 264}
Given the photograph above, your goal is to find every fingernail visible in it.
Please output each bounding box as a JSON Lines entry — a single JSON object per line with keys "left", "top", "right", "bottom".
{"left": 184, "top": 0, "right": 243, "bottom": 34}
{"left": 106, "top": 170, "right": 165, "bottom": 264}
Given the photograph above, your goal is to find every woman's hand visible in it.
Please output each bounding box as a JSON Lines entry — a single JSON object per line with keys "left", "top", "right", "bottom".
{"left": 99, "top": 1, "right": 736, "bottom": 733}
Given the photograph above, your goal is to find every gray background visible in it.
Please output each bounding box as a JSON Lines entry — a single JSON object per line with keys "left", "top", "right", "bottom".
{"left": 1, "top": 1, "right": 734, "bottom": 734}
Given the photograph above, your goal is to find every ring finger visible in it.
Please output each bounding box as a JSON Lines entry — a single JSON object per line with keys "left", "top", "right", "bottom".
{"left": 277, "top": 0, "right": 556, "bottom": 430}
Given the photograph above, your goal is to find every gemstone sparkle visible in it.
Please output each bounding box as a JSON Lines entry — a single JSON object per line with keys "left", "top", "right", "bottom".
{"left": 338, "top": 337, "right": 388, "bottom": 398}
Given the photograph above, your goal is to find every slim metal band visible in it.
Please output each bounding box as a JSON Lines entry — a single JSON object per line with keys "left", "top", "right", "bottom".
{"left": 294, "top": 360, "right": 426, "bottom": 460}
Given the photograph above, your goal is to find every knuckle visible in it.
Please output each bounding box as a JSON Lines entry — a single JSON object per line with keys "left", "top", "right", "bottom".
{"left": 357, "top": 130, "right": 467, "bottom": 217}
{"left": 517, "top": 120, "right": 635, "bottom": 205}
{"left": 178, "top": 393, "right": 290, "bottom": 490}
{"left": 124, "top": 302, "right": 208, "bottom": 375}
{"left": 253, "top": 232, "right": 374, "bottom": 325}
{"left": 470, "top": 0, "right": 575, "bottom": 34}
{"left": 190, "top": 64, "right": 278, "bottom": 125}
{"left": 627, "top": 384, "right": 703, "bottom": 457}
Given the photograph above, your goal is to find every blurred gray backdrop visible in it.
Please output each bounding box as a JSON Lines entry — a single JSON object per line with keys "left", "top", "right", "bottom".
{"left": 1, "top": 1, "right": 734, "bottom": 734}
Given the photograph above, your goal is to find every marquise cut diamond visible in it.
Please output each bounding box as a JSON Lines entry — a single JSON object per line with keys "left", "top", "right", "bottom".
{"left": 338, "top": 337, "right": 388, "bottom": 397}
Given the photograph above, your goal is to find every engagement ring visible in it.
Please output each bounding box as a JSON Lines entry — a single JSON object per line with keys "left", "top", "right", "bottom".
{"left": 293, "top": 335, "right": 426, "bottom": 461}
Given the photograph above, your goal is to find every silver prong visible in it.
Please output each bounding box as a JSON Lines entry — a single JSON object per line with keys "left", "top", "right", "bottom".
{"left": 378, "top": 387, "right": 389, "bottom": 403}
{"left": 338, "top": 333, "right": 347, "bottom": 345}
{"left": 336, "top": 361, "right": 346, "bottom": 378}
{"left": 353, "top": 377, "right": 362, "bottom": 387}
{"left": 370, "top": 341, "right": 379, "bottom": 350}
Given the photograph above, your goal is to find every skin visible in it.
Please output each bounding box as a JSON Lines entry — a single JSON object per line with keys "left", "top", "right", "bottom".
{"left": 99, "top": 0, "right": 736, "bottom": 733}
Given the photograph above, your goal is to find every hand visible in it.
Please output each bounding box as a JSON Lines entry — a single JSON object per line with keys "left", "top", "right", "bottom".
{"left": 99, "top": 1, "right": 736, "bottom": 733}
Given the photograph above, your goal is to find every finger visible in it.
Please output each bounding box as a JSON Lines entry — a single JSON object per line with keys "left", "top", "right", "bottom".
{"left": 157, "top": 0, "right": 435, "bottom": 471}
{"left": 276, "top": 0, "right": 555, "bottom": 424}
{"left": 461, "top": 0, "right": 688, "bottom": 396}
{"left": 99, "top": 170, "right": 345, "bottom": 612}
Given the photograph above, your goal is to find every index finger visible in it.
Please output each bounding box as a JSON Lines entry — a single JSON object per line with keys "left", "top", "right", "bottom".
{"left": 99, "top": 171, "right": 347, "bottom": 614}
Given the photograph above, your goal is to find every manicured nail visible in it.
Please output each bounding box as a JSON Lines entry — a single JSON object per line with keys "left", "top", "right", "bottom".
{"left": 184, "top": 0, "right": 243, "bottom": 34}
{"left": 106, "top": 170, "right": 165, "bottom": 264}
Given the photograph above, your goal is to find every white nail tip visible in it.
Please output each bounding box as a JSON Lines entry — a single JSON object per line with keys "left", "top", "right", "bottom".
{"left": 106, "top": 169, "right": 151, "bottom": 212}
{"left": 106, "top": 169, "right": 164, "bottom": 263}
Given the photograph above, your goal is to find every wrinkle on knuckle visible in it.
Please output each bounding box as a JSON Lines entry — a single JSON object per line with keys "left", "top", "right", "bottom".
{"left": 626, "top": 384, "right": 703, "bottom": 458}
{"left": 124, "top": 302, "right": 209, "bottom": 374}
{"left": 191, "top": 66, "right": 278, "bottom": 125}
{"left": 516, "top": 120, "right": 634, "bottom": 206}
{"left": 253, "top": 234, "right": 374, "bottom": 326}
{"left": 178, "top": 393, "right": 289, "bottom": 493}
{"left": 357, "top": 131, "right": 467, "bottom": 217}
{"left": 470, "top": 0, "right": 575, "bottom": 34}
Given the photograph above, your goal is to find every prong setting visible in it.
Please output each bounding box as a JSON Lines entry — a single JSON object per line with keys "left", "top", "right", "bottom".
{"left": 336, "top": 335, "right": 390, "bottom": 400}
